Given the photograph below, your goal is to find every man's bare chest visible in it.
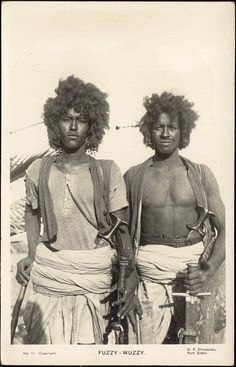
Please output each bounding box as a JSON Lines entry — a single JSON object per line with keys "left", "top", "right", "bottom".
{"left": 142, "top": 167, "right": 196, "bottom": 208}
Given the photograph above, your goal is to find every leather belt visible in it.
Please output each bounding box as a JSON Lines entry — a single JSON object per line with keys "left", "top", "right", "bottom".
{"left": 140, "top": 232, "right": 203, "bottom": 248}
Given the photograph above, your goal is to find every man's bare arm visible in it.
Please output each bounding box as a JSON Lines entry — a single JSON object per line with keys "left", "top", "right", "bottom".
{"left": 111, "top": 208, "right": 142, "bottom": 328}
{"left": 16, "top": 204, "right": 41, "bottom": 285}
{"left": 112, "top": 207, "right": 134, "bottom": 262}
{"left": 203, "top": 165, "right": 225, "bottom": 270}
{"left": 185, "top": 165, "right": 225, "bottom": 294}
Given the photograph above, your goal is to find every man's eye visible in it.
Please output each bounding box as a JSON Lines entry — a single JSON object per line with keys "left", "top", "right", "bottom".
{"left": 169, "top": 126, "right": 177, "bottom": 129}
{"left": 63, "top": 117, "right": 71, "bottom": 122}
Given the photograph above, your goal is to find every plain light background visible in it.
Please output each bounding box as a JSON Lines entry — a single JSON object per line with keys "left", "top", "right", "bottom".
{"left": 4, "top": 2, "right": 234, "bottom": 203}
{"left": 2, "top": 2, "right": 234, "bottom": 365}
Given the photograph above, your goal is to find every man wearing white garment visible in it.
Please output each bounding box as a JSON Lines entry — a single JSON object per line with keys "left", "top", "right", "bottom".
{"left": 124, "top": 92, "right": 225, "bottom": 343}
{"left": 15, "top": 75, "right": 138, "bottom": 344}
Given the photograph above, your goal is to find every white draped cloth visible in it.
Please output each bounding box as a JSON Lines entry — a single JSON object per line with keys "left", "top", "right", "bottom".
{"left": 128, "top": 242, "right": 204, "bottom": 344}
{"left": 24, "top": 243, "right": 116, "bottom": 344}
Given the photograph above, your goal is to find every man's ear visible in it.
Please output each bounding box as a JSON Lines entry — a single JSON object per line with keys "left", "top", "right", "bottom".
{"left": 179, "top": 131, "right": 190, "bottom": 149}
{"left": 140, "top": 122, "right": 152, "bottom": 148}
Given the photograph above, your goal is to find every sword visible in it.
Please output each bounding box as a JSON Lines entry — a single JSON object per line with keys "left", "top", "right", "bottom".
{"left": 98, "top": 213, "right": 129, "bottom": 344}
{"left": 135, "top": 289, "right": 142, "bottom": 344}
{"left": 172, "top": 263, "right": 211, "bottom": 344}
{"left": 134, "top": 246, "right": 142, "bottom": 345}
{"left": 11, "top": 284, "right": 27, "bottom": 343}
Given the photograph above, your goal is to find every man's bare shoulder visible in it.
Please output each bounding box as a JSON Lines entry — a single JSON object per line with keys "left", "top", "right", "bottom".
{"left": 124, "top": 158, "right": 152, "bottom": 178}
{"left": 124, "top": 163, "right": 140, "bottom": 177}
{"left": 199, "top": 163, "right": 222, "bottom": 196}
{"left": 199, "top": 163, "right": 215, "bottom": 177}
{"left": 180, "top": 156, "right": 220, "bottom": 192}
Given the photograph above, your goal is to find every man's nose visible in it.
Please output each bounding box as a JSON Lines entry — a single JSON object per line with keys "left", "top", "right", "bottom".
{"left": 69, "top": 118, "right": 78, "bottom": 130}
{"left": 161, "top": 126, "right": 170, "bottom": 137}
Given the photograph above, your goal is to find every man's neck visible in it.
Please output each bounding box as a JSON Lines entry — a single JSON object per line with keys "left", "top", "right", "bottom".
{"left": 153, "top": 149, "right": 182, "bottom": 169}
{"left": 60, "top": 146, "right": 90, "bottom": 165}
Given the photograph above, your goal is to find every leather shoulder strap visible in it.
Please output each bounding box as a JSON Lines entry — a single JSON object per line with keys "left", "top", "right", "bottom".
{"left": 197, "top": 164, "right": 208, "bottom": 209}
{"left": 96, "top": 160, "right": 113, "bottom": 202}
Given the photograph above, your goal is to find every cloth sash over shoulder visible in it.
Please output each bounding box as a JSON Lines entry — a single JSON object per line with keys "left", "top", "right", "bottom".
{"left": 124, "top": 155, "right": 211, "bottom": 253}
{"left": 38, "top": 155, "right": 113, "bottom": 243}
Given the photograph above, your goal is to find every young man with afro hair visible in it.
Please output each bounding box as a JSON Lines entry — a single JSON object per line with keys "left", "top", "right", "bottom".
{"left": 124, "top": 92, "right": 225, "bottom": 344}
{"left": 16, "top": 75, "right": 140, "bottom": 344}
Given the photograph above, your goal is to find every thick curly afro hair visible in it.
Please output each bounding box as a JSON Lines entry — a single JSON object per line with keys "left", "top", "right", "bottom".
{"left": 137, "top": 92, "right": 199, "bottom": 150}
{"left": 43, "top": 75, "right": 109, "bottom": 152}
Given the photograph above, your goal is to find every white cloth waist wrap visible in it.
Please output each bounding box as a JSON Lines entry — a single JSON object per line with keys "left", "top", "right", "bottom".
{"left": 136, "top": 242, "right": 204, "bottom": 283}
{"left": 31, "top": 243, "right": 115, "bottom": 296}
{"left": 24, "top": 243, "right": 116, "bottom": 344}
{"left": 128, "top": 242, "right": 204, "bottom": 344}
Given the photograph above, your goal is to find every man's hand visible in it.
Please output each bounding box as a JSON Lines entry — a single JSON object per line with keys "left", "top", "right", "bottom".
{"left": 112, "top": 290, "right": 143, "bottom": 331}
{"left": 112, "top": 270, "right": 142, "bottom": 327}
{"left": 16, "top": 256, "right": 34, "bottom": 286}
{"left": 184, "top": 262, "right": 213, "bottom": 296}
{"left": 127, "top": 295, "right": 143, "bottom": 333}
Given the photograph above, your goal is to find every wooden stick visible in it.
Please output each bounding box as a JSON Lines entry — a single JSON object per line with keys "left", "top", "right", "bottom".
{"left": 135, "top": 310, "right": 141, "bottom": 344}
{"left": 11, "top": 285, "right": 27, "bottom": 343}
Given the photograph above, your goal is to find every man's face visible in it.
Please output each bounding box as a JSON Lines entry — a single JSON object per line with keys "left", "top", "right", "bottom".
{"left": 150, "top": 112, "right": 180, "bottom": 157}
{"left": 58, "top": 107, "right": 89, "bottom": 152}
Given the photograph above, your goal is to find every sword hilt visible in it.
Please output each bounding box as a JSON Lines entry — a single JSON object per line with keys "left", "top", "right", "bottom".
{"left": 172, "top": 291, "right": 211, "bottom": 304}
{"left": 173, "top": 263, "right": 211, "bottom": 303}
{"left": 97, "top": 213, "right": 128, "bottom": 248}
{"left": 187, "top": 205, "right": 215, "bottom": 236}
{"left": 177, "top": 327, "right": 199, "bottom": 344}
{"left": 111, "top": 292, "right": 125, "bottom": 344}
{"left": 111, "top": 321, "right": 124, "bottom": 333}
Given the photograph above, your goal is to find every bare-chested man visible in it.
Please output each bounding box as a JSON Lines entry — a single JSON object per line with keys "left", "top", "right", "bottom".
{"left": 124, "top": 92, "right": 225, "bottom": 344}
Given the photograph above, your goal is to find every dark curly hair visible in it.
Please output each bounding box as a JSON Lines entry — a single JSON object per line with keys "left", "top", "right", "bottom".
{"left": 137, "top": 92, "right": 199, "bottom": 149}
{"left": 43, "top": 75, "right": 110, "bottom": 152}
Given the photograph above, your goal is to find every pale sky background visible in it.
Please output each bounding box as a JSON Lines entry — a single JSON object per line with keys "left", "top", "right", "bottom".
{"left": 4, "top": 2, "right": 234, "bottom": 205}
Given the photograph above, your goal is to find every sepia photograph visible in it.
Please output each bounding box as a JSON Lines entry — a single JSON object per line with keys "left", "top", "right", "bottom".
{"left": 1, "top": 1, "right": 234, "bottom": 365}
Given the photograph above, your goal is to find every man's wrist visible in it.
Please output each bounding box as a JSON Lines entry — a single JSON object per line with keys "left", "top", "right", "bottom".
{"left": 118, "top": 257, "right": 135, "bottom": 273}
{"left": 201, "top": 261, "right": 214, "bottom": 278}
{"left": 28, "top": 252, "right": 36, "bottom": 261}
